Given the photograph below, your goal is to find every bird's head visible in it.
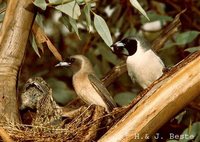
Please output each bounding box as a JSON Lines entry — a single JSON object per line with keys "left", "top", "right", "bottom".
{"left": 110, "top": 36, "right": 148, "bottom": 57}
{"left": 55, "top": 55, "right": 93, "bottom": 74}
{"left": 20, "top": 77, "right": 50, "bottom": 110}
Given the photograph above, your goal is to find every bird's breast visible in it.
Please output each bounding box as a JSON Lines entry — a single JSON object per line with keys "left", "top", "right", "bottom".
{"left": 72, "top": 73, "right": 109, "bottom": 109}
{"left": 126, "top": 50, "right": 164, "bottom": 88}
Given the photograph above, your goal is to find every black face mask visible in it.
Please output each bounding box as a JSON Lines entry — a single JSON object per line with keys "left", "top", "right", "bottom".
{"left": 121, "top": 38, "right": 138, "bottom": 56}
{"left": 111, "top": 38, "right": 138, "bottom": 57}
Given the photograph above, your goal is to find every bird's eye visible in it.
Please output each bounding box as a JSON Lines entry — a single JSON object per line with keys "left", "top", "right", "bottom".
{"left": 70, "top": 58, "right": 75, "bottom": 63}
{"left": 66, "top": 57, "right": 75, "bottom": 64}
{"left": 114, "top": 44, "right": 129, "bottom": 56}
{"left": 114, "top": 46, "right": 122, "bottom": 52}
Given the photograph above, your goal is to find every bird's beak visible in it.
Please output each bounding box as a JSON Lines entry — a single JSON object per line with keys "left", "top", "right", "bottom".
{"left": 55, "top": 61, "right": 71, "bottom": 67}
{"left": 110, "top": 45, "right": 114, "bottom": 51}
{"left": 110, "top": 41, "right": 124, "bottom": 52}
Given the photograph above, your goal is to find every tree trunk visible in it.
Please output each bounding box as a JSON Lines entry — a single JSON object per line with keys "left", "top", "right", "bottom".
{"left": 0, "top": 0, "right": 35, "bottom": 123}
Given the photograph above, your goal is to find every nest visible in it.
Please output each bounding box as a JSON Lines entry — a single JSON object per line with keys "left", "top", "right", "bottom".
{"left": 0, "top": 105, "right": 118, "bottom": 142}
{"left": 0, "top": 77, "right": 129, "bottom": 141}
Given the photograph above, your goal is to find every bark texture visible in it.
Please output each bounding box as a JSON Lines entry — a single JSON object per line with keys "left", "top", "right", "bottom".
{"left": 0, "top": 0, "right": 35, "bottom": 123}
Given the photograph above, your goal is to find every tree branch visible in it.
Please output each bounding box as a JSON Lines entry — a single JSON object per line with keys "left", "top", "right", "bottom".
{"left": 99, "top": 51, "right": 200, "bottom": 142}
{"left": 0, "top": 0, "right": 35, "bottom": 123}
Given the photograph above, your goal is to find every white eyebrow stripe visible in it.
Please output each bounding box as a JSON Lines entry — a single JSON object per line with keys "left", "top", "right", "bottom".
{"left": 115, "top": 41, "right": 125, "bottom": 47}
{"left": 55, "top": 62, "right": 71, "bottom": 67}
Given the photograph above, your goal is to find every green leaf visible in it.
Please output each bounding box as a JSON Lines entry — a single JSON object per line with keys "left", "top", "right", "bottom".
{"left": 175, "top": 31, "right": 200, "bottom": 45}
{"left": 141, "top": 11, "right": 173, "bottom": 24}
{"left": 162, "top": 31, "right": 200, "bottom": 50}
{"left": 114, "top": 92, "right": 137, "bottom": 106}
{"left": 0, "top": 12, "right": 4, "bottom": 22}
{"left": 49, "top": 0, "right": 63, "bottom": 3}
{"left": 175, "top": 111, "right": 186, "bottom": 124}
{"left": 76, "top": 0, "right": 85, "bottom": 5}
{"left": 184, "top": 46, "right": 200, "bottom": 53}
{"left": 35, "top": 13, "right": 44, "bottom": 29}
{"left": 180, "top": 122, "right": 200, "bottom": 142}
{"left": 29, "top": 33, "right": 41, "bottom": 58}
{"left": 33, "top": 0, "right": 48, "bottom": 10}
{"left": 130, "top": 0, "right": 150, "bottom": 21}
{"left": 55, "top": 1, "right": 81, "bottom": 19}
{"left": 161, "top": 42, "right": 176, "bottom": 50}
{"left": 60, "top": 15, "right": 80, "bottom": 38}
{"left": 124, "top": 28, "right": 136, "bottom": 37}
{"left": 94, "top": 13, "right": 113, "bottom": 46}
{"left": 83, "top": 4, "right": 92, "bottom": 32}
{"left": 69, "top": 16, "right": 80, "bottom": 39}
{"left": 60, "top": 15, "right": 72, "bottom": 31}
{"left": 0, "top": 2, "right": 6, "bottom": 22}
{"left": 47, "top": 78, "right": 76, "bottom": 105}
{"left": 97, "top": 43, "right": 118, "bottom": 65}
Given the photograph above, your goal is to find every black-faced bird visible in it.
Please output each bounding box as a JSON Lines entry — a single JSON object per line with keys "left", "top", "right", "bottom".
{"left": 111, "top": 36, "right": 165, "bottom": 89}
{"left": 56, "top": 55, "right": 116, "bottom": 112}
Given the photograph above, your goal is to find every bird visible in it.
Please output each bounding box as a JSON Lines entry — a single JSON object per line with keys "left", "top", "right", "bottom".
{"left": 20, "top": 77, "right": 63, "bottom": 127}
{"left": 110, "top": 36, "right": 165, "bottom": 89}
{"left": 55, "top": 55, "right": 116, "bottom": 112}
{"left": 20, "top": 77, "right": 50, "bottom": 110}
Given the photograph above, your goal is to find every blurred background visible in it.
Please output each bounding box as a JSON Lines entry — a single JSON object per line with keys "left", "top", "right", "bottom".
{"left": 17, "top": 0, "right": 200, "bottom": 105}
{"left": 3, "top": 0, "right": 197, "bottom": 141}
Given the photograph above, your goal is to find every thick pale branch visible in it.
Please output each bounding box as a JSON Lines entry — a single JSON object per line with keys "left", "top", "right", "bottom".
{"left": 0, "top": 0, "right": 18, "bottom": 45}
{"left": 99, "top": 51, "right": 200, "bottom": 142}
{"left": 0, "top": 0, "right": 35, "bottom": 123}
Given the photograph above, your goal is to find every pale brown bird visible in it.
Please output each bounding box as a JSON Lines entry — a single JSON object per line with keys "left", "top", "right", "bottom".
{"left": 56, "top": 55, "right": 116, "bottom": 112}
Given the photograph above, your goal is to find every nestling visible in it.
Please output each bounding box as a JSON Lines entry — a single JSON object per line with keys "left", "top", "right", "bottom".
{"left": 20, "top": 77, "right": 50, "bottom": 110}
{"left": 111, "top": 36, "right": 165, "bottom": 89}
{"left": 56, "top": 55, "right": 116, "bottom": 112}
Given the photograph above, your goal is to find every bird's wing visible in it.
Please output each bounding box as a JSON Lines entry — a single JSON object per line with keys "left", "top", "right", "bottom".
{"left": 127, "top": 70, "right": 136, "bottom": 83}
{"left": 88, "top": 74, "right": 116, "bottom": 111}
{"left": 146, "top": 49, "right": 165, "bottom": 68}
